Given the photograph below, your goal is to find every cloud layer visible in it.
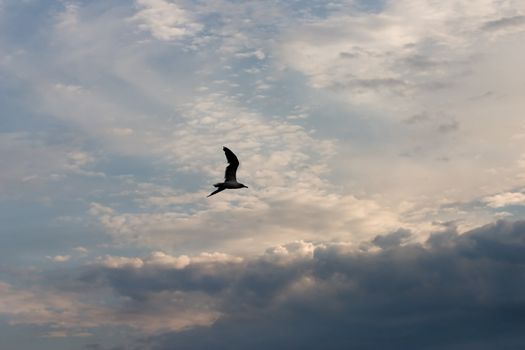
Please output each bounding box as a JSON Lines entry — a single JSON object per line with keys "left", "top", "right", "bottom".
{"left": 2, "top": 220, "right": 525, "bottom": 349}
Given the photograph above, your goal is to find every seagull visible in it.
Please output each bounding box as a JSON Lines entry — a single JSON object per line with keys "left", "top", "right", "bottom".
{"left": 207, "top": 146, "right": 248, "bottom": 197}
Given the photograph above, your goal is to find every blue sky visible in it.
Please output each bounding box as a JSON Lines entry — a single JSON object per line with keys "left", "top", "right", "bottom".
{"left": 1, "top": 0, "right": 525, "bottom": 348}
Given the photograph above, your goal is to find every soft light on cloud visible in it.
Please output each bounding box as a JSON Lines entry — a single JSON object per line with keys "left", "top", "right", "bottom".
{"left": 48, "top": 255, "right": 71, "bottom": 262}
{"left": 483, "top": 191, "right": 525, "bottom": 208}
{"left": 132, "top": 0, "right": 203, "bottom": 41}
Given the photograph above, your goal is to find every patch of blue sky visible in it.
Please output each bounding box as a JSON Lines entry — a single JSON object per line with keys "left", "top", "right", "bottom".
{"left": 162, "top": 169, "right": 209, "bottom": 193}
{"left": 0, "top": 1, "right": 62, "bottom": 46}
{"left": 72, "top": 0, "right": 135, "bottom": 18}
{"left": 95, "top": 154, "right": 157, "bottom": 179}
{"left": 143, "top": 47, "right": 210, "bottom": 95}
{"left": 247, "top": 84, "right": 312, "bottom": 122}
{"left": 283, "top": 0, "right": 347, "bottom": 20}
{"left": 279, "top": 0, "right": 387, "bottom": 19}
{"left": 0, "top": 83, "right": 49, "bottom": 133}
{"left": 0, "top": 178, "right": 163, "bottom": 267}
{"left": 234, "top": 64, "right": 397, "bottom": 151}
{"left": 0, "top": 199, "right": 106, "bottom": 264}
{"left": 352, "top": 0, "right": 387, "bottom": 13}
{"left": 0, "top": 80, "right": 86, "bottom": 137}
{"left": 92, "top": 151, "right": 209, "bottom": 190}
{"left": 307, "top": 102, "right": 397, "bottom": 147}
{"left": 491, "top": 205, "right": 525, "bottom": 217}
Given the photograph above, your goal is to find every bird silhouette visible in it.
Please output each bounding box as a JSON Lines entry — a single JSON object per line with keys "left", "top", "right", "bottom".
{"left": 207, "top": 147, "right": 248, "bottom": 197}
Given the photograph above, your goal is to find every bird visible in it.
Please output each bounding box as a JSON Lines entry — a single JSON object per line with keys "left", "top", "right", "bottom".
{"left": 207, "top": 146, "right": 248, "bottom": 197}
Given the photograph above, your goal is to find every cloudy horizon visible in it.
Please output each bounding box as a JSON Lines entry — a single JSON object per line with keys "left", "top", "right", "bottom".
{"left": 1, "top": 0, "right": 525, "bottom": 348}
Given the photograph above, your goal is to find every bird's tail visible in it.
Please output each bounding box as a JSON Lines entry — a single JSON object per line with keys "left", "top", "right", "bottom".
{"left": 207, "top": 187, "right": 225, "bottom": 197}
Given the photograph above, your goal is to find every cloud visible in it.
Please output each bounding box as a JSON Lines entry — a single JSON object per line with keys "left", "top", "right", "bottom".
{"left": 88, "top": 190, "right": 403, "bottom": 253}
{"left": 70, "top": 88, "right": 405, "bottom": 253}
{"left": 48, "top": 255, "right": 71, "bottom": 262}
{"left": 436, "top": 119, "right": 459, "bottom": 134}
{"left": 2, "top": 219, "right": 525, "bottom": 349}
{"left": 0, "top": 276, "right": 220, "bottom": 334}
{"left": 73, "top": 246, "right": 89, "bottom": 254}
{"left": 372, "top": 228, "right": 412, "bottom": 248}
{"left": 0, "top": 132, "right": 102, "bottom": 195}
{"left": 276, "top": 0, "right": 525, "bottom": 110}
{"left": 483, "top": 191, "right": 525, "bottom": 208}
{"left": 97, "top": 255, "right": 145, "bottom": 269}
{"left": 267, "top": 0, "right": 525, "bottom": 218}
{"left": 145, "top": 220, "right": 525, "bottom": 349}
{"left": 483, "top": 15, "right": 525, "bottom": 31}
{"left": 132, "top": 0, "right": 203, "bottom": 41}
{"left": 95, "top": 251, "right": 241, "bottom": 270}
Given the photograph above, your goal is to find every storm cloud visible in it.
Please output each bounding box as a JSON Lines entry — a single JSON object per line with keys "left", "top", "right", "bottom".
{"left": 48, "top": 220, "right": 525, "bottom": 349}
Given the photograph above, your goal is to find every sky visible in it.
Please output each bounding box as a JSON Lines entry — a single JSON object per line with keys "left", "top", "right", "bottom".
{"left": 1, "top": 0, "right": 525, "bottom": 348}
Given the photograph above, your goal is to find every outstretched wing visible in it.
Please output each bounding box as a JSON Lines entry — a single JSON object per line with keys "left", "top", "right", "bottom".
{"left": 223, "top": 146, "right": 239, "bottom": 182}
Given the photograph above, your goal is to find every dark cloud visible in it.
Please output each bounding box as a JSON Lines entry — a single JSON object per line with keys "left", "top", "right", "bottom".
{"left": 402, "top": 111, "right": 459, "bottom": 135}
{"left": 372, "top": 228, "right": 412, "bottom": 248}
{"left": 81, "top": 260, "right": 242, "bottom": 301}
{"left": 468, "top": 91, "right": 494, "bottom": 101}
{"left": 339, "top": 51, "right": 359, "bottom": 59}
{"left": 328, "top": 77, "right": 407, "bottom": 93}
{"left": 436, "top": 119, "right": 459, "bottom": 133}
{"left": 419, "top": 79, "right": 456, "bottom": 91}
{"left": 403, "top": 54, "right": 447, "bottom": 69}
{"left": 7, "top": 221, "right": 523, "bottom": 348}
{"left": 483, "top": 15, "right": 525, "bottom": 31}
{"left": 404, "top": 112, "right": 430, "bottom": 124}
{"left": 83, "top": 345, "right": 127, "bottom": 350}
{"left": 66, "top": 220, "right": 525, "bottom": 350}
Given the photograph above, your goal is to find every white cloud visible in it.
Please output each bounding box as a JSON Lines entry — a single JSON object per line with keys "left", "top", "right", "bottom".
{"left": 43, "top": 330, "right": 92, "bottom": 338}
{"left": 73, "top": 246, "right": 89, "bottom": 254}
{"left": 96, "top": 250, "right": 242, "bottom": 270}
{"left": 53, "top": 83, "right": 84, "bottom": 93}
{"left": 269, "top": 0, "right": 525, "bottom": 222}
{"left": 89, "top": 202, "right": 114, "bottom": 216}
{"left": 97, "top": 255, "right": 145, "bottom": 269}
{"left": 278, "top": 0, "right": 525, "bottom": 106}
{"left": 77, "top": 87, "right": 412, "bottom": 252}
{"left": 483, "top": 191, "right": 525, "bottom": 208}
{"left": 48, "top": 255, "right": 71, "bottom": 262}
{"left": 263, "top": 240, "right": 316, "bottom": 264}
{"left": 55, "top": 2, "right": 79, "bottom": 30}
{"left": 132, "top": 0, "right": 203, "bottom": 41}
{"left": 89, "top": 189, "right": 404, "bottom": 254}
